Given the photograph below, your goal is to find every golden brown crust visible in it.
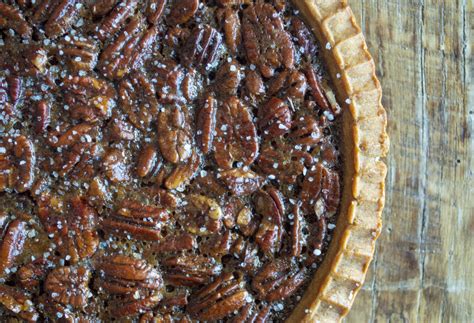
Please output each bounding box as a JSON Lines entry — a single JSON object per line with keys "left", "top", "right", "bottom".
{"left": 288, "top": 0, "right": 389, "bottom": 321}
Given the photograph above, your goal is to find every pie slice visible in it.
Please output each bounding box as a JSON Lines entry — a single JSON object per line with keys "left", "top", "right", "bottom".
{"left": 0, "top": 0, "right": 387, "bottom": 321}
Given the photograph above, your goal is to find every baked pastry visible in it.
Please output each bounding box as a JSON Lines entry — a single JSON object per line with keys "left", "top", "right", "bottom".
{"left": 0, "top": 0, "right": 387, "bottom": 321}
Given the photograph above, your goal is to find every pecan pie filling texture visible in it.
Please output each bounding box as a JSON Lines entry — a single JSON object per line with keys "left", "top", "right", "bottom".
{"left": 0, "top": 0, "right": 343, "bottom": 321}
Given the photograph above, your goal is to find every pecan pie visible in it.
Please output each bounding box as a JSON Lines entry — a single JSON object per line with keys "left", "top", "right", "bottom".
{"left": 0, "top": 0, "right": 388, "bottom": 321}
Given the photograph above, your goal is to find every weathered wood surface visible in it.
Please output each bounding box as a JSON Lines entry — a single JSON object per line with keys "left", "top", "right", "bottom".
{"left": 345, "top": 0, "right": 474, "bottom": 322}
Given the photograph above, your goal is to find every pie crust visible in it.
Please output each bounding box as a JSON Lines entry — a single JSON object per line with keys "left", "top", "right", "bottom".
{"left": 288, "top": 0, "right": 389, "bottom": 321}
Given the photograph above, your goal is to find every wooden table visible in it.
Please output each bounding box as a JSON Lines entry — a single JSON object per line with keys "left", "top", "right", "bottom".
{"left": 344, "top": 1, "right": 474, "bottom": 322}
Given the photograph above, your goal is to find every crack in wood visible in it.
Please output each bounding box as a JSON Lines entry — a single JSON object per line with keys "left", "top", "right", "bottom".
{"left": 416, "top": 1, "right": 429, "bottom": 321}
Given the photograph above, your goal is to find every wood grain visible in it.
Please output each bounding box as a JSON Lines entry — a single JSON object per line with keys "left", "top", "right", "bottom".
{"left": 345, "top": 0, "right": 474, "bottom": 322}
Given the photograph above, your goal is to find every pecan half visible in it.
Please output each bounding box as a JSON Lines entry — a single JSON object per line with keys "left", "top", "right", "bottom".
{"left": 254, "top": 188, "right": 285, "bottom": 254}
{"left": 300, "top": 163, "right": 340, "bottom": 216}
{"left": 108, "top": 118, "right": 135, "bottom": 141}
{"left": 321, "top": 165, "right": 341, "bottom": 216}
{"left": 219, "top": 168, "right": 263, "bottom": 196}
{"left": 91, "top": 0, "right": 121, "bottom": 17}
{"left": 62, "top": 76, "right": 116, "bottom": 122}
{"left": 252, "top": 258, "right": 306, "bottom": 302}
{"left": 181, "top": 25, "right": 223, "bottom": 71}
{"left": 161, "top": 290, "right": 189, "bottom": 306}
{"left": 242, "top": 3, "right": 294, "bottom": 78}
{"left": 187, "top": 272, "right": 249, "bottom": 321}
{"left": 0, "top": 76, "right": 22, "bottom": 117}
{"left": 20, "top": 45, "right": 48, "bottom": 75}
{"left": 290, "top": 17, "right": 318, "bottom": 58}
{"left": 17, "top": 257, "right": 54, "bottom": 292}
{"left": 214, "top": 97, "right": 258, "bottom": 169}
{"left": 58, "top": 37, "right": 98, "bottom": 72}
{"left": 304, "top": 66, "right": 330, "bottom": 111}
{"left": 244, "top": 69, "right": 265, "bottom": 98}
{"left": 158, "top": 106, "right": 193, "bottom": 164}
{"left": 102, "top": 148, "right": 130, "bottom": 183}
{"left": 102, "top": 200, "right": 169, "bottom": 241}
{"left": 119, "top": 72, "right": 159, "bottom": 131}
{"left": 163, "top": 254, "right": 222, "bottom": 286}
{"left": 0, "top": 136, "right": 36, "bottom": 193}
{"left": 48, "top": 124, "right": 100, "bottom": 180}
{"left": 44, "top": 0, "right": 82, "bottom": 38}
{"left": 305, "top": 215, "right": 327, "bottom": 265}
{"left": 214, "top": 58, "right": 242, "bottom": 97}
{"left": 110, "top": 292, "right": 163, "bottom": 318}
{"left": 0, "top": 3, "right": 31, "bottom": 37}
{"left": 316, "top": 139, "right": 340, "bottom": 168}
{"left": 33, "top": 100, "right": 51, "bottom": 134}
{"left": 267, "top": 69, "right": 307, "bottom": 101}
{"left": 136, "top": 145, "right": 162, "bottom": 179}
{"left": 99, "top": 17, "right": 158, "bottom": 80}
{"left": 145, "top": 0, "right": 166, "bottom": 24}
{"left": 164, "top": 151, "right": 201, "bottom": 190}
{"left": 48, "top": 123, "right": 94, "bottom": 148}
{"left": 0, "top": 285, "right": 38, "bottom": 321}
{"left": 218, "top": 7, "right": 241, "bottom": 54}
{"left": 200, "top": 229, "right": 235, "bottom": 258}
{"left": 152, "top": 59, "right": 200, "bottom": 104}
{"left": 156, "top": 60, "right": 184, "bottom": 103}
{"left": 37, "top": 195, "right": 99, "bottom": 262}
{"left": 232, "top": 203, "right": 259, "bottom": 236}
{"left": 196, "top": 95, "right": 217, "bottom": 154}
{"left": 87, "top": 176, "right": 112, "bottom": 208}
{"left": 44, "top": 266, "right": 91, "bottom": 309}
{"left": 320, "top": 80, "right": 342, "bottom": 115}
{"left": 0, "top": 44, "right": 48, "bottom": 77}
{"left": 0, "top": 220, "right": 27, "bottom": 278}
{"left": 300, "top": 163, "right": 323, "bottom": 215}
{"left": 145, "top": 187, "right": 178, "bottom": 209}
{"left": 94, "top": 255, "right": 163, "bottom": 295}
{"left": 168, "top": 0, "right": 199, "bottom": 25}
{"left": 258, "top": 97, "right": 292, "bottom": 138}
{"left": 96, "top": 0, "right": 138, "bottom": 41}
{"left": 183, "top": 194, "right": 223, "bottom": 236}
{"left": 288, "top": 114, "right": 323, "bottom": 148}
